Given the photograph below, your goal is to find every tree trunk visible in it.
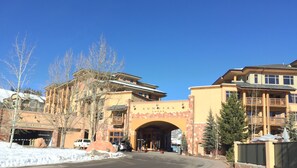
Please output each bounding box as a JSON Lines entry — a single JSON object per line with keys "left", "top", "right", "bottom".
{"left": 60, "top": 129, "right": 66, "bottom": 149}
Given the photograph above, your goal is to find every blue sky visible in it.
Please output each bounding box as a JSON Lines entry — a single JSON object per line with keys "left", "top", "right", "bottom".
{"left": 0, "top": 0, "right": 297, "bottom": 100}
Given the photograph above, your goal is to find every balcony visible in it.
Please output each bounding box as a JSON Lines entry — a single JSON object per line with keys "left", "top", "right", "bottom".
{"left": 246, "top": 97, "right": 263, "bottom": 106}
{"left": 269, "top": 98, "right": 286, "bottom": 107}
{"left": 248, "top": 116, "right": 263, "bottom": 125}
{"left": 269, "top": 117, "right": 286, "bottom": 126}
{"left": 111, "top": 116, "right": 123, "bottom": 126}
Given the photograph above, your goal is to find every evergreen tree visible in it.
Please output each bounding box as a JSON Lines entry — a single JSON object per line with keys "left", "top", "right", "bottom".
{"left": 218, "top": 93, "right": 248, "bottom": 154}
{"left": 286, "top": 113, "right": 297, "bottom": 142}
{"left": 202, "top": 110, "right": 218, "bottom": 154}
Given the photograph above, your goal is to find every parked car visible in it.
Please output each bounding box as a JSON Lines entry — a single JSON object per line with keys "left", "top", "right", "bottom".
{"left": 73, "top": 139, "right": 91, "bottom": 149}
{"left": 112, "top": 142, "right": 119, "bottom": 152}
{"left": 119, "top": 140, "right": 132, "bottom": 152}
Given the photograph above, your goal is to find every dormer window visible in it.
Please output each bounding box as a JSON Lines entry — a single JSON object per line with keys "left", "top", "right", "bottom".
{"left": 265, "top": 75, "right": 279, "bottom": 84}
{"left": 284, "top": 76, "right": 294, "bottom": 85}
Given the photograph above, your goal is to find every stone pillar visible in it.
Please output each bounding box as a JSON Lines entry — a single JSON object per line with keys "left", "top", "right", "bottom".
{"left": 130, "top": 130, "right": 137, "bottom": 150}
{"left": 265, "top": 140, "right": 275, "bottom": 168}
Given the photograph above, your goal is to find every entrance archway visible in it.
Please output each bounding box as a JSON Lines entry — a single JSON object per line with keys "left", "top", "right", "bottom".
{"left": 135, "top": 121, "right": 179, "bottom": 152}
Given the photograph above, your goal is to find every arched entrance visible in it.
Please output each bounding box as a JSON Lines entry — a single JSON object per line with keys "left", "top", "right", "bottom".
{"left": 135, "top": 121, "right": 179, "bottom": 152}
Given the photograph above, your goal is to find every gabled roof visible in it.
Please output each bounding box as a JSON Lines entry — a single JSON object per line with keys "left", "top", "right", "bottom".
{"left": 0, "top": 88, "right": 45, "bottom": 103}
{"left": 0, "top": 89, "right": 15, "bottom": 103}
{"left": 244, "top": 64, "right": 297, "bottom": 70}
{"left": 290, "top": 60, "right": 297, "bottom": 67}
{"left": 213, "top": 60, "right": 297, "bottom": 85}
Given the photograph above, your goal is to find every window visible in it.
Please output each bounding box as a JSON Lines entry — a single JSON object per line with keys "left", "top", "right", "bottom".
{"left": 284, "top": 76, "right": 294, "bottom": 85}
{"left": 109, "top": 131, "right": 123, "bottom": 143}
{"left": 226, "top": 91, "right": 240, "bottom": 100}
{"left": 265, "top": 75, "right": 279, "bottom": 84}
{"left": 254, "top": 74, "right": 258, "bottom": 84}
{"left": 289, "top": 94, "right": 297, "bottom": 103}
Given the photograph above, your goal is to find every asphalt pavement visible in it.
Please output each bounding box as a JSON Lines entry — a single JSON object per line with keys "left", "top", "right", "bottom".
{"left": 23, "top": 151, "right": 228, "bottom": 168}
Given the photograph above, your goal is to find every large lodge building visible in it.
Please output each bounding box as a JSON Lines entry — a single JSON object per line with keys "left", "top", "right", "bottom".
{"left": 1, "top": 60, "right": 297, "bottom": 155}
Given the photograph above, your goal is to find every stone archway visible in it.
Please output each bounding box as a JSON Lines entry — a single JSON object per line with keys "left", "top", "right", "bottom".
{"left": 129, "top": 113, "right": 190, "bottom": 151}
{"left": 128, "top": 100, "right": 194, "bottom": 153}
{"left": 135, "top": 121, "right": 179, "bottom": 151}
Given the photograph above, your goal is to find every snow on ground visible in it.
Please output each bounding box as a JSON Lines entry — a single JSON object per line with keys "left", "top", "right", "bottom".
{"left": 0, "top": 141, "right": 125, "bottom": 168}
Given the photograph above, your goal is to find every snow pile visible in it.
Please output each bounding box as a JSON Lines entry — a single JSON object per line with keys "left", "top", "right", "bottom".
{"left": 0, "top": 141, "right": 125, "bottom": 167}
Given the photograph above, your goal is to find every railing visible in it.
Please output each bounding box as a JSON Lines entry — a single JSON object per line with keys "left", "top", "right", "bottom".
{"left": 270, "top": 117, "right": 286, "bottom": 126}
{"left": 248, "top": 116, "right": 263, "bottom": 125}
{"left": 111, "top": 116, "right": 123, "bottom": 125}
{"left": 248, "top": 116, "right": 286, "bottom": 126}
{"left": 246, "top": 97, "right": 263, "bottom": 106}
{"left": 269, "top": 98, "right": 286, "bottom": 107}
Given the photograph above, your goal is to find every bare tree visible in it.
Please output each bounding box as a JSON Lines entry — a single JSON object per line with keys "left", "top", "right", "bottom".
{"left": 45, "top": 50, "right": 84, "bottom": 148}
{"left": 76, "top": 36, "right": 124, "bottom": 141}
{"left": 0, "top": 35, "right": 35, "bottom": 148}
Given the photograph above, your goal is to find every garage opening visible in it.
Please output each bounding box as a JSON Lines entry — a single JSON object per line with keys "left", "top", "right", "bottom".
{"left": 136, "top": 121, "right": 181, "bottom": 152}
{"left": 13, "top": 129, "right": 53, "bottom": 146}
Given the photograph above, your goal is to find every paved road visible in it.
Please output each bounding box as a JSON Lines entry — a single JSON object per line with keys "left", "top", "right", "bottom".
{"left": 24, "top": 152, "right": 227, "bottom": 168}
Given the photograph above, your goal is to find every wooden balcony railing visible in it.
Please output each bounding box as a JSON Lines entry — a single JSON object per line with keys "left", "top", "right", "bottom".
{"left": 269, "top": 117, "right": 286, "bottom": 126}
{"left": 248, "top": 116, "right": 286, "bottom": 126}
{"left": 269, "top": 98, "right": 286, "bottom": 107}
{"left": 246, "top": 97, "right": 263, "bottom": 106}
{"left": 248, "top": 116, "right": 263, "bottom": 125}
{"left": 111, "top": 116, "right": 123, "bottom": 126}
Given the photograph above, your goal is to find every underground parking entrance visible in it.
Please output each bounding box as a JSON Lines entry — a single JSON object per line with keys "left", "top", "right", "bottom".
{"left": 12, "top": 129, "right": 53, "bottom": 146}
{"left": 135, "top": 121, "right": 182, "bottom": 152}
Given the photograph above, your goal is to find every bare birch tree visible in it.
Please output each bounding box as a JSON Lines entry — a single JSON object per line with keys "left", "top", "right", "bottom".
{"left": 77, "top": 36, "right": 124, "bottom": 141}
{"left": 0, "top": 35, "right": 35, "bottom": 148}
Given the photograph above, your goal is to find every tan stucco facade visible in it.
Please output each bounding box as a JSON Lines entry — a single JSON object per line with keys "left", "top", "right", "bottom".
{"left": 2, "top": 60, "right": 297, "bottom": 156}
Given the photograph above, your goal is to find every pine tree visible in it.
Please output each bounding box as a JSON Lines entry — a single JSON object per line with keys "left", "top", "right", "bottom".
{"left": 218, "top": 93, "right": 248, "bottom": 154}
{"left": 202, "top": 110, "right": 217, "bottom": 154}
{"left": 286, "top": 113, "right": 297, "bottom": 142}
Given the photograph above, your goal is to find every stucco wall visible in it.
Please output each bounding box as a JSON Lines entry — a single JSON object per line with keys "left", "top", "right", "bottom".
{"left": 190, "top": 84, "right": 237, "bottom": 124}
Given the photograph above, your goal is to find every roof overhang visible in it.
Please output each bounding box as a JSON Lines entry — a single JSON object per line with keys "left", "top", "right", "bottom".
{"left": 108, "top": 105, "right": 128, "bottom": 111}
{"left": 234, "top": 82, "right": 296, "bottom": 92}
